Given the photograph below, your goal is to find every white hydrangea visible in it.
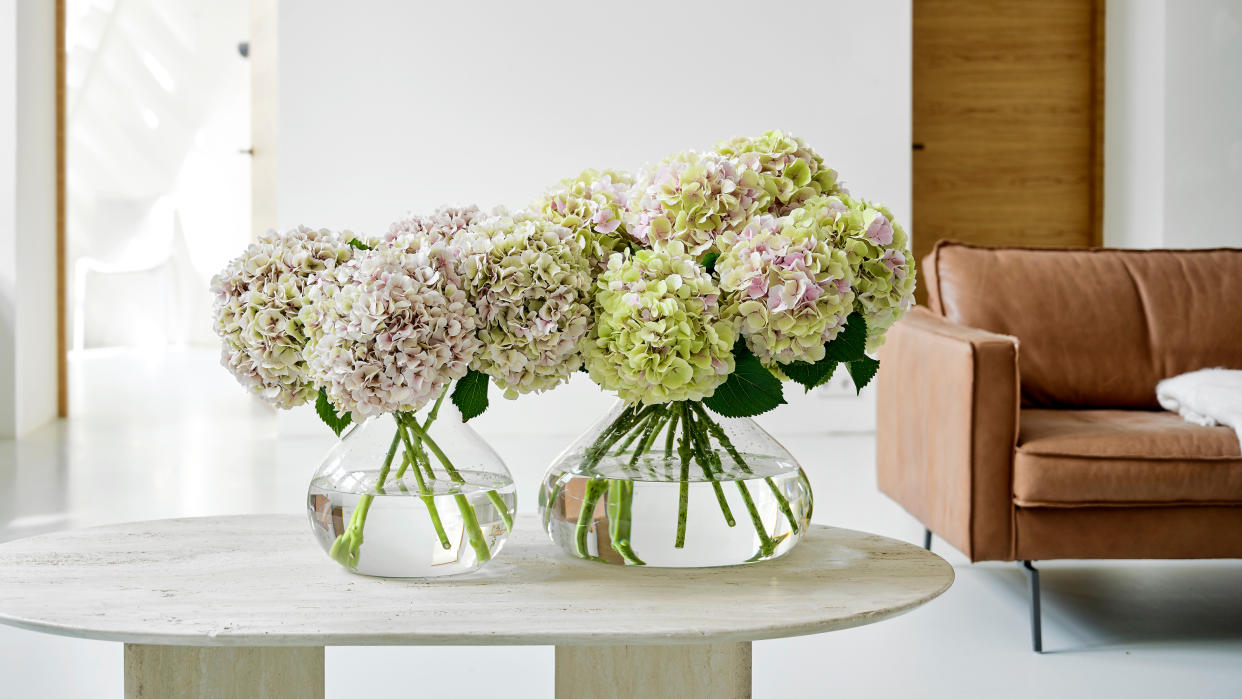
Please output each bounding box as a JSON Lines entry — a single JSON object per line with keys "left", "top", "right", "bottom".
{"left": 301, "top": 240, "right": 481, "bottom": 417}
{"left": 377, "top": 204, "right": 485, "bottom": 247}
{"left": 459, "top": 209, "right": 594, "bottom": 398}
{"left": 209, "top": 226, "right": 354, "bottom": 409}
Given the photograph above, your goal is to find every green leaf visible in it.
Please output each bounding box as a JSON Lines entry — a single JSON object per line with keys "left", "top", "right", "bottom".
{"left": 701, "top": 252, "right": 720, "bottom": 275}
{"left": 823, "top": 312, "right": 868, "bottom": 362}
{"left": 781, "top": 358, "right": 838, "bottom": 392}
{"left": 315, "top": 388, "right": 352, "bottom": 437}
{"left": 347, "top": 237, "right": 373, "bottom": 251}
{"left": 451, "top": 369, "right": 490, "bottom": 421}
{"left": 846, "top": 356, "right": 880, "bottom": 394}
{"left": 703, "top": 343, "right": 787, "bottom": 418}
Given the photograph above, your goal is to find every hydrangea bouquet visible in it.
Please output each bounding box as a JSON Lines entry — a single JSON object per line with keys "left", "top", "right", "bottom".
{"left": 211, "top": 129, "right": 914, "bottom": 573}
{"left": 210, "top": 205, "right": 594, "bottom": 576}
{"left": 537, "top": 130, "right": 916, "bottom": 565}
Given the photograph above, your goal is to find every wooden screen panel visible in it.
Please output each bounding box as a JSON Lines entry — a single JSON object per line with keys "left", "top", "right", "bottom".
{"left": 912, "top": 0, "right": 1105, "bottom": 298}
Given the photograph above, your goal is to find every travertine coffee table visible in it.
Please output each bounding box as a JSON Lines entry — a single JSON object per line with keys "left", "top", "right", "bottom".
{"left": 0, "top": 514, "right": 952, "bottom": 698}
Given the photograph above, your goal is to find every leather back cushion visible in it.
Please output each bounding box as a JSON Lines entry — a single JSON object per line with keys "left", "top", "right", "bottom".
{"left": 924, "top": 242, "right": 1242, "bottom": 408}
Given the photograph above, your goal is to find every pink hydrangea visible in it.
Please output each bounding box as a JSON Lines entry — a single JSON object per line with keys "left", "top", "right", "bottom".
{"left": 301, "top": 240, "right": 481, "bottom": 417}
{"left": 210, "top": 226, "right": 354, "bottom": 409}
{"left": 624, "top": 150, "right": 768, "bottom": 256}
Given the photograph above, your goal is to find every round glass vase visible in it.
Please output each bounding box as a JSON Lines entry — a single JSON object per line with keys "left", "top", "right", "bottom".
{"left": 539, "top": 400, "right": 813, "bottom": 567}
{"left": 306, "top": 400, "right": 516, "bottom": 578}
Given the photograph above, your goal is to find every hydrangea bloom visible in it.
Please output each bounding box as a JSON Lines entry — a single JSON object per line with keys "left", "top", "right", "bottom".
{"left": 717, "top": 213, "right": 855, "bottom": 365}
{"left": 715, "top": 130, "right": 843, "bottom": 216}
{"left": 624, "top": 150, "right": 767, "bottom": 256}
{"left": 376, "top": 204, "right": 484, "bottom": 247}
{"left": 460, "top": 209, "right": 594, "bottom": 398}
{"left": 532, "top": 169, "right": 634, "bottom": 268}
{"left": 836, "top": 198, "right": 916, "bottom": 351}
{"left": 210, "top": 226, "right": 354, "bottom": 409}
{"left": 301, "top": 240, "right": 481, "bottom": 418}
{"left": 583, "top": 241, "right": 739, "bottom": 404}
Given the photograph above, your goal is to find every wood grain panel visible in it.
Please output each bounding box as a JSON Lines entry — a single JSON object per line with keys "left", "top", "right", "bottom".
{"left": 913, "top": 0, "right": 1105, "bottom": 300}
{"left": 55, "top": 0, "right": 67, "bottom": 417}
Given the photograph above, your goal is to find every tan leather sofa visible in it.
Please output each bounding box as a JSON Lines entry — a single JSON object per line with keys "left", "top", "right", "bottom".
{"left": 876, "top": 241, "right": 1242, "bottom": 650}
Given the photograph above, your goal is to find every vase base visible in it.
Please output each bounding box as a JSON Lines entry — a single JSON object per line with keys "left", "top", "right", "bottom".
{"left": 540, "top": 459, "right": 810, "bottom": 568}
{"left": 308, "top": 469, "right": 515, "bottom": 578}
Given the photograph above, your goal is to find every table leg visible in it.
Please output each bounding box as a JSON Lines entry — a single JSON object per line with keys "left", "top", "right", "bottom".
{"left": 123, "top": 644, "right": 324, "bottom": 699}
{"left": 555, "top": 642, "right": 751, "bottom": 699}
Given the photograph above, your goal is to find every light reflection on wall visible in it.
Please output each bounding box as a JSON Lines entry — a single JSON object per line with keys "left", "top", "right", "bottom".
{"left": 66, "top": 0, "right": 250, "bottom": 354}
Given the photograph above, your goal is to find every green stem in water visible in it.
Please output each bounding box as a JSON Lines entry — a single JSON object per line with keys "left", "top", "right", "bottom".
{"left": 401, "top": 415, "right": 499, "bottom": 562}
{"left": 404, "top": 415, "right": 514, "bottom": 534}
{"left": 566, "top": 404, "right": 660, "bottom": 553}
{"left": 736, "top": 479, "right": 777, "bottom": 558}
{"left": 685, "top": 402, "right": 775, "bottom": 554}
{"left": 328, "top": 423, "right": 402, "bottom": 569}
{"left": 683, "top": 406, "right": 736, "bottom": 527}
{"left": 674, "top": 403, "right": 692, "bottom": 549}
{"left": 606, "top": 479, "right": 644, "bottom": 565}
{"left": 543, "top": 408, "right": 640, "bottom": 532}
{"left": 690, "top": 402, "right": 801, "bottom": 536}
{"left": 397, "top": 424, "right": 451, "bottom": 550}
{"left": 574, "top": 477, "right": 608, "bottom": 560}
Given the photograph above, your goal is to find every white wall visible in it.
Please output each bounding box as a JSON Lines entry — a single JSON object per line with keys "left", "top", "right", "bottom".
{"left": 1164, "top": 0, "right": 1242, "bottom": 247}
{"left": 1103, "top": 0, "right": 1166, "bottom": 249}
{"left": 0, "top": 1, "right": 59, "bottom": 438}
{"left": 277, "top": 0, "right": 911, "bottom": 436}
{"left": 1105, "top": 0, "right": 1242, "bottom": 249}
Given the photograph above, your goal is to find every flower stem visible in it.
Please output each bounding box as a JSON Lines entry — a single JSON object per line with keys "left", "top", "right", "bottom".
{"left": 626, "top": 407, "right": 668, "bottom": 472}
{"left": 574, "top": 477, "right": 608, "bottom": 559}
{"left": 402, "top": 415, "right": 501, "bottom": 561}
{"left": 329, "top": 423, "right": 402, "bottom": 569}
{"left": 674, "top": 403, "right": 692, "bottom": 549}
{"left": 606, "top": 479, "right": 644, "bottom": 565}
{"left": 690, "top": 401, "right": 801, "bottom": 535}
{"left": 612, "top": 408, "right": 658, "bottom": 458}
{"left": 684, "top": 402, "right": 775, "bottom": 554}
{"left": 562, "top": 404, "right": 655, "bottom": 553}
{"left": 404, "top": 415, "right": 514, "bottom": 533}
{"left": 397, "top": 425, "right": 451, "bottom": 550}
{"left": 683, "top": 406, "right": 736, "bottom": 527}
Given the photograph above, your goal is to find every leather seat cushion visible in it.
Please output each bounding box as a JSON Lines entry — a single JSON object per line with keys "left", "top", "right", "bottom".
{"left": 1014, "top": 409, "right": 1242, "bottom": 505}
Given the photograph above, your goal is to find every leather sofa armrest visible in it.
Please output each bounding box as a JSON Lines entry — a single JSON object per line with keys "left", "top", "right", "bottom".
{"left": 876, "top": 307, "right": 1020, "bottom": 561}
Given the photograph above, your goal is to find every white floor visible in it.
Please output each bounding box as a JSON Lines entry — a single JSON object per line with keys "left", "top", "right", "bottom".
{"left": 2, "top": 349, "right": 1240, "bottom": 698}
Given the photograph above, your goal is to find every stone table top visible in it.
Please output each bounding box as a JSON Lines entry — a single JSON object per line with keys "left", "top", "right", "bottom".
{"left": 0, "top": 514, "right": 953, "bottom": 647}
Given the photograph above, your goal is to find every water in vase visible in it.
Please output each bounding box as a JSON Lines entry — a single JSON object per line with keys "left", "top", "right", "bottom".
{"left": 541, "top": 453, "right": 811, "bottom": 567}
{"left": 308, "top": 468, "right": 516, "bottom": 578}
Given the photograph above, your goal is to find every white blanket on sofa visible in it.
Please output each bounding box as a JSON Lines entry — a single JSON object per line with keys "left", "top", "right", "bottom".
{"left": 1156, "top": 368, "right": 1242, "bottom": 445}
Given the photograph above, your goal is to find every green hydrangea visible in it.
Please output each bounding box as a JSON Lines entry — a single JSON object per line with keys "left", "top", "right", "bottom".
{"left": 624, "top": 150, "right": 768, "bottom": 256}
{"left": 777, "top": 194, "right": 915, "bottom": 351}
{"left": 583, "top": 241, "right": 739, "bottom": 404}
{"left": 715, "top": 130, "right": 842, "bottom": 216}
{"left": 532, "top": 169, "right": 634, "bottom": 269}
{"left": 717, "top": 214, "right": 855, "bottom": 365}
{"left": 837, "top": 198, "right": 916, "bottom": 352}
{"left": 460, "top": 209, "right": 595, "bottom": 398}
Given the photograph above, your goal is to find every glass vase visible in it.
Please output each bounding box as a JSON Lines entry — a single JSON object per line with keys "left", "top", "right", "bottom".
{"left": 539, "top": 400, "right": 812, "bottom": 567}
{"left": 306, "top": 397, "right": 516, "bottom": 577}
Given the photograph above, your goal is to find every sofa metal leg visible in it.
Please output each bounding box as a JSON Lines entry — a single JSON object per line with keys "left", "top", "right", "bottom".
{"left": 922, "top": 528, "right": 932, "bottom": 551}
{"left": 1020, "top": 560, "right": 1043, "bottom": 653}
